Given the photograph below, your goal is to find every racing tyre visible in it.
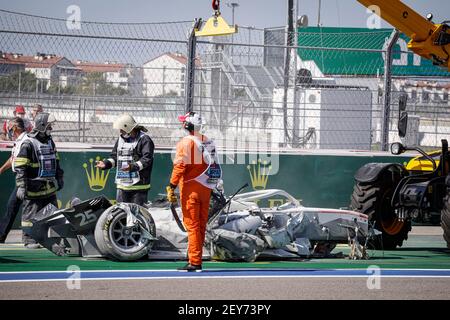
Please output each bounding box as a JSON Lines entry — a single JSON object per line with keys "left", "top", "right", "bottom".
{"left": 440, "top": 188, "right": 450, "bottom": 249}
{"left": 350, "top": 173, "right": 411, "bottom": 250}
{"left": 94, "top": 203, "right": 156, "bottom": 261}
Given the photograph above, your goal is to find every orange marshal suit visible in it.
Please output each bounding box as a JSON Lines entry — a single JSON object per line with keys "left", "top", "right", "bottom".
{"left": 170, "top": 133, "right": 212, "bottom": 266}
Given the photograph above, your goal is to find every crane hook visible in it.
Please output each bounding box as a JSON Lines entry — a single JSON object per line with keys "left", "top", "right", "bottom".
{"left": 212, "top": 0, "right": 220, "bottom": 11}
{"left": 212, "top": 0, "right": 220, "bottom": 16}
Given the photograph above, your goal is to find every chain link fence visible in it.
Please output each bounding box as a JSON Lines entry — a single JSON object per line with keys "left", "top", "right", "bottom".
{"left": 0, "top": 9, "right": 191, "bottom": 145}
{"left": 1, "top": 9, "right": 449, "bottom": 150}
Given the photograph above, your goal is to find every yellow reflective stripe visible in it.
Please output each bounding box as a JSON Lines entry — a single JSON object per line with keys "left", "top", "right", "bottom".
{"left": 27, "top": 186, "right": 57, "bottom": 197}
{"left": 21, "top": 221, "right": 33, "bottom": 227}
{"left": 117, "top": 184, "right": 151, "bottom": 191}
{"left": 14, "top": 157, "right": 29, "bottom": 167}
{"left": 13, "top": 158, "right": 39, "bottom": 168}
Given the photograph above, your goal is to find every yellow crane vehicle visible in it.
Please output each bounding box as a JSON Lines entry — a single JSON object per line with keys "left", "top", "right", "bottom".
{"left": 358, "top": 0, "right": 449, "bottom": 71}
{"left": 349, "top": 0, "right": 450, "bottom": 249}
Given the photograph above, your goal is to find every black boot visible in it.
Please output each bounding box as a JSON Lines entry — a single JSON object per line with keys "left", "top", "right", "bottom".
{"left": 177, "top": 263, "right": 202, "bottom": 272}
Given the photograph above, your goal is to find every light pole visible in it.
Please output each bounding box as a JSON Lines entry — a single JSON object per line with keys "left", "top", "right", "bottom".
{"left": 317, "top": 0, "right": 322, "bottom": 26}
{"left": 227, "top": 2, "right": 239, "bottom": 62}
{"left": 247, "top": 26, "right": 254, "bottom": 65}
{"left": 227, "top": 2, "right": 239, "bottom": 27}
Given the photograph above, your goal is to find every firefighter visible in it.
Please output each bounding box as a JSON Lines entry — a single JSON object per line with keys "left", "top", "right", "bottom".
{"left": 167, "top": 112, "right": 222, "bottom": 272}
{"left": 0, "top": 117, "right": 27, "bottom": 243}
{"left": 96, "top": 114, "right": 154, "bottom": 206}
{"left": 14, "top": 113, "right": 64, "bottom": 248}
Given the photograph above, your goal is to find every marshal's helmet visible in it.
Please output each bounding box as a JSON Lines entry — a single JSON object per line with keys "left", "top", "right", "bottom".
{"left": 178, "top": 112, "right": 203, "bottom": 132}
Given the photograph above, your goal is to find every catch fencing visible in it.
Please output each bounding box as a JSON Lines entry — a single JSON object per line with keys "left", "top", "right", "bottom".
{"left": 0, "top": 9, "right": 449, "bottom": 150}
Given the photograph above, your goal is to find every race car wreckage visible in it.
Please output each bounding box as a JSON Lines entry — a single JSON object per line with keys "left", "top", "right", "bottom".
{"left": 26, "top": 185, "right": 372, "bottom": 262}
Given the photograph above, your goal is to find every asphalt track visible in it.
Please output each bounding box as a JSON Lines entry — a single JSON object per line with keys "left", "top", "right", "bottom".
{"left": 0, "top": 227, "right": 449, "bottom": 300}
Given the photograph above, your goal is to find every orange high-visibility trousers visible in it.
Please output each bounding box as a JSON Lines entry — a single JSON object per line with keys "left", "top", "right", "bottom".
{"left": 179, "top": 180, "right": 211, "bottom": 266}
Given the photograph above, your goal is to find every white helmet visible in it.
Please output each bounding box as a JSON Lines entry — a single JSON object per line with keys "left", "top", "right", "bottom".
{"left": 113, "top": 114, "right": 139, "bottom": 134}
{"left": 178, "top": 112, "right": 204, "bottom": 132}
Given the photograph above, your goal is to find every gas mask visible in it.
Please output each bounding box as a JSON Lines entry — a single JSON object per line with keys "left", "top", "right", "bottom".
{"left": 121, "top": 133, "right": 131, "bottom": 139}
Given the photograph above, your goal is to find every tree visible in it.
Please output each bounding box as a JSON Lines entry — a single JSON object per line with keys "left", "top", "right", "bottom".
{"left": 79, "top": 72, "right": 128, "bottom": 96}
{"left": 46, "top": 84, "right": 77, "bottom": 95}
{"left": 0, "top": 71, "right": 37, "bottom": 93}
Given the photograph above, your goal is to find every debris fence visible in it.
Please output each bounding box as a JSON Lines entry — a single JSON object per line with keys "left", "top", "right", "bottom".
{"left": 1, "top": 9, "right": 449, "bottom": 150}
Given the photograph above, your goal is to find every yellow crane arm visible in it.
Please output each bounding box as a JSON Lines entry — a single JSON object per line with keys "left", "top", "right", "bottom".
{"left": 357, "top": 0, "right": 450, "bottom": 70}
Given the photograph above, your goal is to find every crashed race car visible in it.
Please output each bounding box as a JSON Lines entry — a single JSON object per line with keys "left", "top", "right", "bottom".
{"left": 26, "top": 186, "right": 371, "bottom": 262}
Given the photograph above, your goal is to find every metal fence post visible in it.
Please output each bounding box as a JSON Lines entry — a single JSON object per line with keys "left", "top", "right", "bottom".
{"left": 18, "top": 71, "right": 21, "bottom": 98}
{"left": 185, "top": 18, "right": 202, "bottom": 113}
{"left": 82, "top": 98, "right": 86, "bottom": 143}
{"left": 219, "top": 68, "right": 223, "bottom": 131}
{"left": 292, "top": 0, "right": 299, "bottom": 147}
{"left": 282, "top": 0, "right": 295, "bottom": 146}
{"left": 78, "top": 97, "right": 82, "bottom": 142}
{"left": 381, "top": 29, "right": 400, "bottom": 151}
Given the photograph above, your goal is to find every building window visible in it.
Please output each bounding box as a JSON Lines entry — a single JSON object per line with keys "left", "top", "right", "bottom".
{"left": 434, "top": 92, "right": 441, "bottom": 102}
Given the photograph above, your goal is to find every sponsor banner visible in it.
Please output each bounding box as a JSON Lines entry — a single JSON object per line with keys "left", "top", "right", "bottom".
{"left": 0, "top": 149, "right": 411, "bottom": 227}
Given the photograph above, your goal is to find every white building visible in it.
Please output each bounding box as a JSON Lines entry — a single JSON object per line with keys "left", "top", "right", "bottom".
{"left": 0, "top": 52, "right": 78, "bottom": 90}
{"left": 74, "top": 61, "right": 134, "bottom": 90}
{"left": 142, "top": 52, "right": 201, "bottom": 97}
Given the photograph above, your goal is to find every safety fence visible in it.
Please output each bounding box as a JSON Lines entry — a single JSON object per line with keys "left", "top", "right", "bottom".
{"left": 0, "top": 9, "right": 449, "bottom": 150}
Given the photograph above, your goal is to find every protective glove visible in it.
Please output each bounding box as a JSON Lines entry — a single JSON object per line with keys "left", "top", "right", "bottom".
{"left": 16, "top": 187, "right": 26, "bottom": 200}
{"left": 127, "top": 163, "right": 139, "bottom": 172}
{"left": 166, "top": 185, "right": 178, "bottom": 204}
{"left": 57, "top": 177, "right": 64, "bottom": 191}
{"left": 120, "top": 162, "right": 139, "bottom": 172}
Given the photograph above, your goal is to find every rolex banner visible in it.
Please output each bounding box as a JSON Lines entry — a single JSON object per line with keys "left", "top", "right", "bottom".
{"left": 0, "top": 149, "right": 411, "bottom": 228}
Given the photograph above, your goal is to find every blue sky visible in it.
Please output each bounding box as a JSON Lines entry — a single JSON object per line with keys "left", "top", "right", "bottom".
{"left": 1, "top": 0, "right": 448, "bottom": 29}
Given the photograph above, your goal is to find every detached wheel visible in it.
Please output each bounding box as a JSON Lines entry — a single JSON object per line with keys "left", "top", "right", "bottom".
{"left": 441, "top": 189, "right": 450, "bottom": 249}
{"left": 350, "top": 173, "right": 411, "bottom": 250}
{"left": 94, "top": 204, "right": 156, "bottom": 261}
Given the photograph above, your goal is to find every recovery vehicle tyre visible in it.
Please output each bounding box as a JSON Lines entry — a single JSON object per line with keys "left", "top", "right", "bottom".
{"left": 440, "top": 189, "right": 450, "bottom": 249}
{"left": 94, "top": 203, "right": 156, "bottom": 261}
{"left": 350, "top": 172, "right": 411, "bottom": 250}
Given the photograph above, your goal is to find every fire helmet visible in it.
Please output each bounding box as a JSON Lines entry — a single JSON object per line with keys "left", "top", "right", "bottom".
{"left": 113, "top": 114, "right": 147, "bottom": 134}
